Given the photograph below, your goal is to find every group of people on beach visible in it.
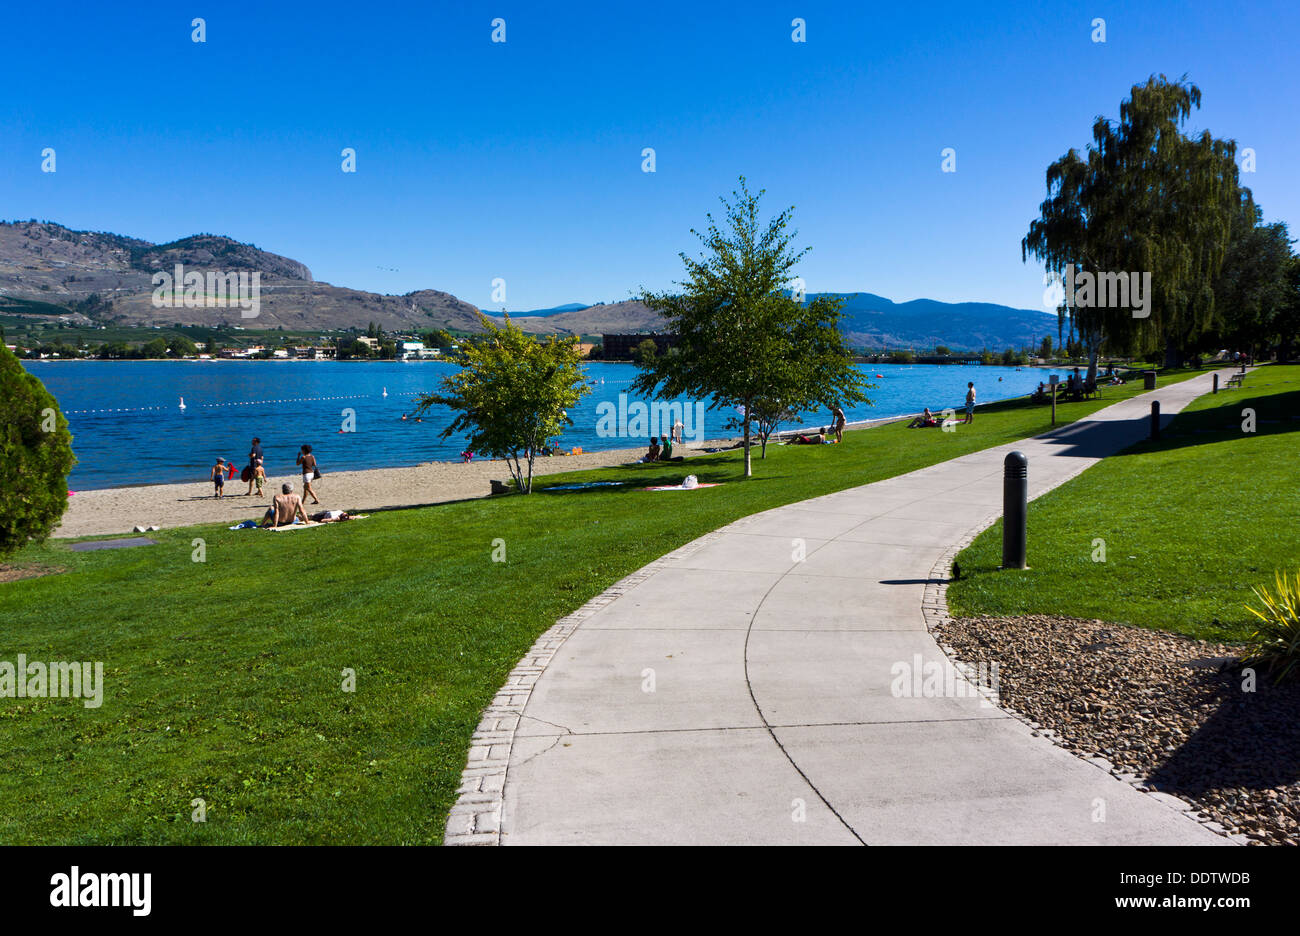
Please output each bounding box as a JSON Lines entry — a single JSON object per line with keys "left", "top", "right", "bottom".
{"left": 906, "top": 382, "right": 977, "bottom": 428}
{"left": 210, "top": 437, "right": 323, "bottom": 527}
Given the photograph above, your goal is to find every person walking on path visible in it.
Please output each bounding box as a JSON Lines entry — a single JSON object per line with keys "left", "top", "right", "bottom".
{"left": 245, "top": 437, "right": 264, "bottom": 495}
{"left": 297, "top": 444, "right": 321, "bottom": 505}
{"left": 831, "top": 405, "right": 847, "bottom": 442}
{"left": 963, "top": 382, "right": 976, "bottom": 425}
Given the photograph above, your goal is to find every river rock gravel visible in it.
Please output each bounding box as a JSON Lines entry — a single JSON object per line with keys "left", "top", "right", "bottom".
{"left": 935, "top": 614, "right": 1299, "bottom": 845}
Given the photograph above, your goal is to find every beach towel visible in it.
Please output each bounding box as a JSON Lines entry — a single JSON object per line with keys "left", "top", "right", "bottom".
{"left": 542, "top": 481, "right": 626, "bottom": 492}
{"left": 642, "top": 483, "right": 721, "bottom": 491}
{"left": 266, "top": 515, "right": 369, "bottom": 531}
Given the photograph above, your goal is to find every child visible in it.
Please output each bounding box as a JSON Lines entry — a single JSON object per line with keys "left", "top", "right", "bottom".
{"left": 253, "top": 459, "right": 266, "bottom": 497}
{"left": 211, "top": 458, "right": 226, "bottom": 498}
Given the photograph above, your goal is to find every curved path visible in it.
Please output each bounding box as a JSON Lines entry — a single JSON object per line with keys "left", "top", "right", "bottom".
{"left": 467, "top": 370, "right": 1241, "bottom": 845}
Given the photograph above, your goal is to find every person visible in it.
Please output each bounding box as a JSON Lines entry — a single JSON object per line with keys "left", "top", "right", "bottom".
{"left": 963, "top": 382, "right": 976, "bottom": 424}
{"left": 642, "top": 438, "right": 661, "bottom": 463}
{"left": 297, "top": 444, "right": 320, "bottom": 505}
{"left": 210, "top": 458, "right": 226, "bottom": 498}
{"left": 245, "top": 437, "right": 263, "bottom": 495}
{"left": 1031, "top": 383, "right": 1047, "bottom": 403}
{"left": 831, "top": 405, "right": 846, "bottom": 443}
{"left": 263, "top": 482, "right": 310, "bottom": 528}
{"left": 659, "top": 434, "right": 673, "bottom": 460}
{"left": 253, "top": 459, "right": 266, "bottom": 498}
{"left": 907, "top": 408, "right": 939, "bottom": 428}
{"left": 787, "top": 427, "right": 829, "bottom": 445}
{"left": 672, "top": 419, "right": 684, "bottom": 444}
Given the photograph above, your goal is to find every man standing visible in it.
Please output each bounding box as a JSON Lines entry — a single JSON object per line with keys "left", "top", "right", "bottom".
{"left": 245, "top": 437, "right": 264, "bottom": 495}
{"left": 963, "top": 382, "right": 976, "bottom": 424}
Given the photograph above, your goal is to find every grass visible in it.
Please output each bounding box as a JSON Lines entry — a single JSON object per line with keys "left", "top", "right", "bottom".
{"left": 0, "top": 368, "right": 1203, "bottom": 844}
{"left": 948, "top": 364, "right": 1300, "bottom": 642}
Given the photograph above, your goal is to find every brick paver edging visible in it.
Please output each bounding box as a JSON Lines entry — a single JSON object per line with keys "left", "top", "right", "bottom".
{"left": 443, "top": 531, "right": 726, "bottom": 845}
{"left": 921, "top": 461, "right": 1246, "bottom": 844}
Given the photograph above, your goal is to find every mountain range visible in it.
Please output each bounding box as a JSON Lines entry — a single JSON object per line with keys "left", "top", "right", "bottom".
{"left": 0, "top": 221, "right": 1056, "bottom": 350}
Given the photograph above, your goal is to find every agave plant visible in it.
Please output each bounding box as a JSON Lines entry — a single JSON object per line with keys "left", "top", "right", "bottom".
{"left": 1241, "top": 570, "right": 1300, "bottom": 682}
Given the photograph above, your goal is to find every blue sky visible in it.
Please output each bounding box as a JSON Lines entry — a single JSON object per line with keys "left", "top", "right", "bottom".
{"left": 4, "top": 0, "right": 1296, "bottom": 313}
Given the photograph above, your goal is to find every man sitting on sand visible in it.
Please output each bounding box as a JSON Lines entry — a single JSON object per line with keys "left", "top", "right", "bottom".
{"left": 262, "top": 482, "right": 310, "bottom": 529}
{"left": 907, "top": 408, "right": 940, "bottom": 428}
{"left": 659, "top": 434, "right": 673, "bottom": 460}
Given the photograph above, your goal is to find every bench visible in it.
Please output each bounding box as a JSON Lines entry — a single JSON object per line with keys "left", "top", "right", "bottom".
{"left": 1226, "top": 374, "right": 1244, "bottom": 388}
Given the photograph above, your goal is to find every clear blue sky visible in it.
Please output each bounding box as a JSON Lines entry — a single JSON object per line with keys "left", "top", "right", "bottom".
{"left": 4, "top": 0, "right": 1296, "bottom": 313}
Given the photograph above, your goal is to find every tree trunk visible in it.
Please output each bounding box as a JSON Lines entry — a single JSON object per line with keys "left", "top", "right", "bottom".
{"left": 1086, "top": 344, "right": 1100, "bottom": 387}
{"left": 742, "top": 403, "right": 752, "bottom": 478}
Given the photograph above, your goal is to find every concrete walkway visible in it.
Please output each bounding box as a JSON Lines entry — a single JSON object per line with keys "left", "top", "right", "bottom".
{"left": 499, "top": 370, "right": 1240, "bottom": 845}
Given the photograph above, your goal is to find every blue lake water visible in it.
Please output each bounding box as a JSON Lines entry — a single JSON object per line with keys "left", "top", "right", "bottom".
{"left": 22, "top": 360, "right": 1061, "bottom": 489}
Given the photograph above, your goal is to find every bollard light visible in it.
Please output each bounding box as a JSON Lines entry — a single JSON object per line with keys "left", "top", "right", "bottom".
{"left": 1150, "top": 400, "right": 1160, "bottom": 440}
{"left": 1213, "top": 373, "right": 1219, "bottom": 394}
{"left": 1002, "top": 451, "right": 1028, "bottom": 570}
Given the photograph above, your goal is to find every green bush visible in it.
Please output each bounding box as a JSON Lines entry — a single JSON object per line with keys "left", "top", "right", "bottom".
{"left": 1242, "top": 571, "right": 1300, "bottom": 682}
{"left": 0, "top": 343, "right": 76, "bottom": 558}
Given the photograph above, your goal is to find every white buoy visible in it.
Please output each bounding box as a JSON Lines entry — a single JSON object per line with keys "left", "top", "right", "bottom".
{"left": 382, "top": 387, "right": 388, "bottom": 397}
{"left": 179, "top": 397, "right": 186, "bottom": 410}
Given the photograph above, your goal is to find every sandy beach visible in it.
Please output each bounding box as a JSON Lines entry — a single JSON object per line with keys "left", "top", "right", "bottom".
{"left": 54, "top": 413, "right": 919, "bottom": 538}
{"left": 54, "top": 441, "right": 731, "bottom": 538}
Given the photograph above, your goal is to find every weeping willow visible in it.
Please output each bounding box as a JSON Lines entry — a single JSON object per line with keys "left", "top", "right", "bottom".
{"left": 1024, "top": 75, "right": 1239, "bottom": 377}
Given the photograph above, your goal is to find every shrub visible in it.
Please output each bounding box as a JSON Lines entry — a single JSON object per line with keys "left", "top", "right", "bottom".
{"left": 0, "top": 343, "right": 77, "bottom": 558}
{"left": 1242, "top": 570, "right": 1300, "bottom": 682}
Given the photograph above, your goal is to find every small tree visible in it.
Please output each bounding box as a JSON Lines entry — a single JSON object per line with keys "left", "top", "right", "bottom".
{"left": 633, "top": 338, "right": 658, "bottom": 367}
{"left": 633, "top": 178, "right": 870, "bottom": 477}
{"left": 416, "top": 313, "right": 590, "bottom": 493}
{"left": 0, "top": 343, "right": 76, "bottom": 558}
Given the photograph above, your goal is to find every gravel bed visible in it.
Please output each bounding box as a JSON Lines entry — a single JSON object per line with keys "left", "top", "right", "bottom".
{"left": 935, "top": 614, "right": 1299, "bottom": 845}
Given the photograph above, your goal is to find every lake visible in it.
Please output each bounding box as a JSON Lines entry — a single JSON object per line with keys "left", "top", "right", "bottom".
{"left": 22, "top": 360, "right": 1061, "bottom": 490}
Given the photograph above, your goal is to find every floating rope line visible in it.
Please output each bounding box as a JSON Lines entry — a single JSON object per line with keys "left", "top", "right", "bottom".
{"left": 64, "top": 393, "right": 377, "bottom": 416}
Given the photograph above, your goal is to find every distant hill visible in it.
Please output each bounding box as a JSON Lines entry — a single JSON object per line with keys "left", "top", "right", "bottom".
{"left": 1, "top": 221, "right": 1054, "bottom": 349}
{"left": 811, "top": 292, "right": 1059, "bottom": 352}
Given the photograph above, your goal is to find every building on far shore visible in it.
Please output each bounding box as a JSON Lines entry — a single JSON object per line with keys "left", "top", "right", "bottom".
{"left": 601, "top": 333, "right": 678, "bottom": 360}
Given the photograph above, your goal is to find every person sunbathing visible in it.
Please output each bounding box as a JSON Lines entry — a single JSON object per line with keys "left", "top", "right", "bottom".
{"left": 262, "top": 482, "right": 310, "bottom": 528}
{"left": 787, "top": 427, "right": 830, "bottom": 444}
{"left": 907, "top": 408, "right": 939, "bottom": 428}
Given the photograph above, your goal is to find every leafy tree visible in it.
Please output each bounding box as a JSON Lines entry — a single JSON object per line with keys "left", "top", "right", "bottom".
{"left": 0, "top": 343, "right": 76, "bottom": 558}
{"left": 934, "top": 345, "right": 951, "bottom": 356}
{"left": 168, "top": 335, "right": 197, "bottom": 357}
{"left": 586, "top": 343, "right": 603, "bottom": 360}
{"left": 1000, "top": 348, "right": 1017, "bottom": 366}
{"left": 141, "top": 337, "right": 169, "bottom": 358}
{"left": 1212, "top": 192, "right": 1294, "bottom": 358}
{"left": 1024, "top": 75, "right": 1240, "bottom": 379}
{"left": 632, "top": 338, "right": 658, "bottom": 367}
{"left": 888, "top": 350, "right": 914, "bottom": 364}
{"left": 1038, "top": 335, "right": 1053, "bottom": 359}
{"left": 631, "top": 178, "right": 870, "bottom": 477}
{"left": 416, "top": 314, "right": 590, "bottom": 493}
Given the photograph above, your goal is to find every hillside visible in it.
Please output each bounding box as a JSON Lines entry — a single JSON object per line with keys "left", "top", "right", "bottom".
{"left": 2, "top": 221, "right": 1055, "bottom": 348}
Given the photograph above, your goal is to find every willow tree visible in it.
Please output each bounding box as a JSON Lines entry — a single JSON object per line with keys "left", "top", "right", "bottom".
{"left": 632, "top": 178, "right": 870, "bottom": 477}
{"left": 1024, "top": 75, "right": 1240, "bottom": 378}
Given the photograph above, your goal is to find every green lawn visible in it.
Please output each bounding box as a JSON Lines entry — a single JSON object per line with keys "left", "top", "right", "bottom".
{"left": 948, "top": 364, "right": 1300, "bottom": 642}
{"left": 0, "top": 368, "right": 1203, "bottom": 844}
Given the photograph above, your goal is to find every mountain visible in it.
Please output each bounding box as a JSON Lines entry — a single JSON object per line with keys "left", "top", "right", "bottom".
{"left": 1, "top": 221, "right": 1054, "bottom": 349}
{"left": 809, "top": 292, "right": 1057, "bottom": 351}
{"left": 517, "top": 302, "right": 589, "bottom": 316}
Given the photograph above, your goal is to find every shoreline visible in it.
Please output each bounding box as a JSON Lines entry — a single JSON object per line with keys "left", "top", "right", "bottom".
{"left": 53, "top": 412, "right": 932, "bottom": 538}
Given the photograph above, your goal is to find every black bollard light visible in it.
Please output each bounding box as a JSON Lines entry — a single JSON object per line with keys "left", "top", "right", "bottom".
{"left": 1002, "top": 451, "right": 1028, "bottom": 570}
{"left": 1150, "top": 400, "right": 1160, "bottom": 440}
{"left": 1213, "top": 373, "right": 1219, "bottom": 394}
